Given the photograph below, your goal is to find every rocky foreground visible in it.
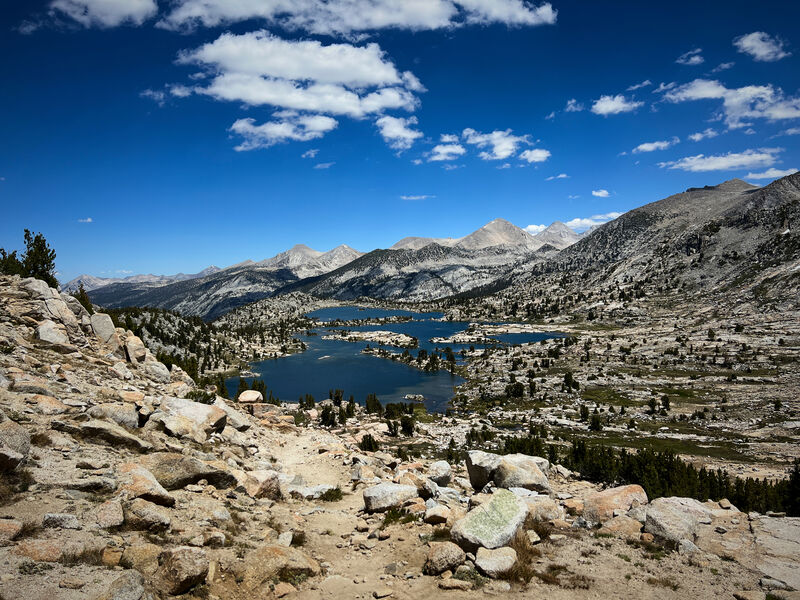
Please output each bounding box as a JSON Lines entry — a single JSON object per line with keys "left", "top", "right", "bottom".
{"left": 0, "top": 274, "right": 798, "bottom": 600}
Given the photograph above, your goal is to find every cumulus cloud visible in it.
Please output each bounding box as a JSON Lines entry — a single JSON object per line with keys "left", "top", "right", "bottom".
{"left": 462, "top": 128, "right": 529, "bottom": 160}
{"left": 77, "top": 217, "right": 93, "bottom": 223}
{"left": 591, "top": 189, "right": 610, "bottom": 197}
{"left": 564, "top": 98, "right": 584, "bottom": 112}
{"left": 676, "top": 48, "right": 704, "bottom": 66}
{"left": 744, "top": 167, "right": 798, "bottom": 180}
{"left": 659, "top": 147, "right": 783, "bottom": 172}
{"left": 400, "top": 194, "right": 435, "bottom": 200}
{"left": 229, "top": 114, "right": 338, "bottom": 151}
{"left": 440, "top": 133, "right": 459, "bottom": 143}
{"left": 158, "top": 0, "right": 557, "bottom": 34}
{"left": 524, "top": 224, "right": 547, "bottom": 234}
{"left": 590, "top": 94, "right": 644, "bottom": 115}
{"left": 734, "top": 32, "right": 791, "bottom": 62}
{"left": 50, "top": 0, "right": 157, "bottom": 27}
{"left": 302, "top": 148, "right": 319, "bottom": 158}
{"left": 375, "top": 115, "right": 423, "bottom": 150}
{"left": 662, "top": 79, "right": 800, "bottom": 129}
{"left": 565, "top": 211, "right": 621, "bottom": 232}
{"left": 627, "top": 80, "right": 652, "bottom": 91}
{"left": 633, "top": 136, "right": 680, "bottom": 153}
{"left": 178, "top": 31, "right": 422, "bottom": 120}
{"left": 429, "top": 143, "right": 466, "bottom": 161}
{"left": 545, "top": 173, "right": 569, "bottom": 180}
{"left": 519, "top": 148, "right": 551, "bottom": 163}
{"left": 688, "top": 128, "right": 719, "bottom": 142}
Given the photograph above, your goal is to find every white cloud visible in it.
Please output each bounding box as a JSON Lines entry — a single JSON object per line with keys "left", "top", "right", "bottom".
{"left": 632, "top": 136, "right": 680, "bottom": 153}
{"left": 545, "top": 173, "right": 569, "bottom": 180}
{"left": 565, "top": 211, "right": 621, "bottom": 232}
{"left": 676, "top": 48, "right": 704, "bottom": 66}
{"left": 544, "top": 111, "right": 555, "bottom": 120}
{"left": 497, "top": 163, "right": 511, "bottom": 169}
{"left": 140, "top": 89, "right": 166, "bottom": 106}
{"left": 744, "top": 167, "right": 798, "bottom": 179}
{"left": 524, "top": 224, "right": 547, "bottom": 234}
{"left": 440, "top": 133, "right": 459, "bottom": 143}
{"left": 653, "top": 82, "right": 676, "bottom": 93}
{"left": 627, "top": 80, "right": 652, "bottom": 91}
{"left": 375, "top": 115, "right": 423, "bottom": 150}
{"left": 159, "top": 0, "right": 557, "bottom": 34}
{"left": 568, "top": 194, "right": 579, "bottom": 199}
{"left": 590, "top": 94, "right": 644, "bottom": 115}
{"left": 734, "top": 32, "right": 791, "bottom": 62}
{"left": 179, "top": 31, "right": 421, "bottom": 119}
{"left": 658, "top": 147, "right": 783, "bottom": 172}
{"left": 688, "top": 128, "right": 719, "bottom": 142}
{"left": 77, "top": 217, "right": 93, "bottom": 223}
{"left": 400, "top": 194, "right": 435, "bottom": 200}
{"left": 442, "top": 164, "right": 463, "bottom": 170}
{"left": 302, "top": 148, "right": 319, "bottom": 158}
{"left": 168, "top": 84, "right": 193, "bottom": 98}
{"left": 429, "top": 144, "right": 466, "bottom": 161}
{"left": 314, "top": 162, "right": 335, "bottom": 169}
{"left": 663, "top": 79, "right": 800, "bottom": 129}
{"left": 50, "top": 0, "right": 157, "bottom": 27}
{"left": 519, "top": 148, "right": 551, "bottom": 163}
{"left": 229, "top": 114, "right": 338, "bottom": 151}
{"left": 712, "top": 62, "right": 735, "bottom": 73}
{"left": 462, "top": 128, "right": 529, "bottom": 160}
{"left": 591, "top": 189, "right": 610, "bottom": 197}
{"left": 777, "top": 127, "right": 800, "bottom": 136}
{"left": 564, "top": 98, "right": 584, "bottom": 112}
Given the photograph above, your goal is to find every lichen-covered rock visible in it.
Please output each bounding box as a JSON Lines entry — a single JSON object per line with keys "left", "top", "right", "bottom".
{"left": 451, "top": 489, "right": 528, "bottom": 552}
{"left": 88, "top": 403, "right": 140, "bottom": 430}
{"left": 363, "top": 483, "right": 418, "bottom": 513}
{"left": 0, "top": 417, "right": 30, "bottom": 471}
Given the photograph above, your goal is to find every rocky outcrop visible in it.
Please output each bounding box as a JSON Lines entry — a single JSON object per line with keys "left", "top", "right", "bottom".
{"left": 363, "top": 483, "right": 418, "bottom": 513}
{"left": 423, "top": 542, "right": 465, "bottom": 575}
{"left": 154, "top": 547, "right": 208, "bottom": 595}
{"left": 138, "top": 453, "right": 236, "bottom": 490}
{"left": 644, "top": 496, "right": 712, "bottom": 543}
{"left": 465, "top": 451, "right": 550, "bottom": 493}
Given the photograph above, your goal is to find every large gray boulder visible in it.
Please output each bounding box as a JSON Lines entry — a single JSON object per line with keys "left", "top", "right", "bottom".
{"left": 35, "top": 320, "right": 70, "bottom": 346}
{"left": 451, "top": 489, "right": 528, "bottom": 552}
{"left": 139, "top": 452, "right": 236, "bottom": 490}
{"left": 423, "top": 542, "right": 465, "bottom": 575}
{"left": 79, "top": 419, "right": 152, "bottom": 452}
{"left": 583, "top": 484, "right": 648, "bottom": 523}
{"left": 644, "top": 497, "right": 712, "bottom": 542}
{"left": 93, "top": 570, "right": 153, "bottom": 600}
{"left": 143, "top": 361, "right": 171, "bottom": 383}
{"left": 475, "top": 546, "right": 517, "bottom": 578}
{"left": 363, "top": 483, "right": 418, "bottom": 513}
{"left": 116, "top": 462, "right": 175, "bottom": 507}
{"left": 88, "top": 403, "right": 140, "bottom": 430}
{"left": 154, "top": 546, "right": 208, "bottom": 596}
{"left": 242, "top": 544, "right": 320, "bottom": 591}
{"left": 91, "top": 313, "right": 117, "bottom": 344}
{"left": 428, "top": 461, "right": 452, "bottom": 486}
{"left": 465, "top": 451, "right": 501, "bottom": 490}
{"left": 124, "top": 336, "right": 147, "bottom": 363}
{"left": 149, "top": 396, "right": 227, "bottom": 443}
{"left": 494, "top": 454, "right": 551, "bottom": 493}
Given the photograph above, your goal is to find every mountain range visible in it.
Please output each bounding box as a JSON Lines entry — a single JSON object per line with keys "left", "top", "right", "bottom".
{"left": 81, "top": 219, "right": 581, "bottom": 318}
{"left": 82, "top": 173, "right": 800, "bottom": 319}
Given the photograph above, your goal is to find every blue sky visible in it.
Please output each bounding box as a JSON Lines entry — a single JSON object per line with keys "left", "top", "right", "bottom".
{"left": 1, "top": 0, "right": 799, "bottom": 282}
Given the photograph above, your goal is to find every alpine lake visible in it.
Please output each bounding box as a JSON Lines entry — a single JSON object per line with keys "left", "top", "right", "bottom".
{"left": 227, "top": 306, "right": 561, "bottom": 413}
